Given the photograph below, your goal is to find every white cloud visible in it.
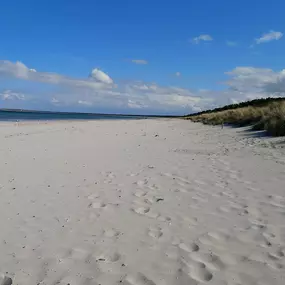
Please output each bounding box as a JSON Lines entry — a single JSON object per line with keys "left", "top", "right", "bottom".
{"left": 225, "top": 67, "right": 281, "bottom": 91}
{"left": 192, "top": 34, "right": 213, "bottom": 44}
{"left": 78, "top": 100, "right": 93, "bottom": 106}
{"left": 131, "top": 59, "right": 148, "bottom": 65}
{"left": 223, "top": 66, "right": 285, "bottom": 104}
{"left": 124, "top": 81, "right": 211, "bottom": 111}
{"left": 89, "top": 68, "right": 113, "bottom": 84}
{"left": 128, "top": 99, "right": 147, "bottom": 109}
{"left": 255, "top": 30, "right": 283, "bottom": 44}
{"left": 175, "top": 72, "right": 181, "bottom": 77}
{"left": 0, "top": 60, "right": 113, "bottom": 90}
{"left": 51, "top": 97, "right": 60, "bottom": 104}
{"left": 0, "top": 61, "right": 36, "bottom": 80}
{"left": 226, "top": 41, "right": 237, "bottom": 47}
{"left": 0, "top": 90, "right": 25, "bottom": 100}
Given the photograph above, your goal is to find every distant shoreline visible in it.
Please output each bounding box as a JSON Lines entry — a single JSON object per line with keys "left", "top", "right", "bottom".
{"left": 0, "top": 109, "right": 178, "bottom": 118}
{"left": 0, "top": 109, "right": 178, "bottom": 122}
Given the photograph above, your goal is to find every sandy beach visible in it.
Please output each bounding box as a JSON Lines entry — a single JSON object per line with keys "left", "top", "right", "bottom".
{"left": 0, "top": 118, "right": 285, "bottom": 285}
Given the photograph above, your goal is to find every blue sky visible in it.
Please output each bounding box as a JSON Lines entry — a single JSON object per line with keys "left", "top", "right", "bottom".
{"left": 1, "top": 0, "right": 285, "bottom": 114}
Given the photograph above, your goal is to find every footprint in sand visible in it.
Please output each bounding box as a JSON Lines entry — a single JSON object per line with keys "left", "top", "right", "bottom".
{"left": 103, "top": 228, "right": 121, "bottom": 238}
{"left": 182, "top": 259, "right": 213, "bottom": 282}
{"left": 89, "top": 201, "right": 107, "bottom": 209}
{"left": 96, "top": 251, "right": 121, "bottom": 262}
{"left": 87, "top": 194, "right": 106, "bottom": 209}
{"left": 199, "top": 231, "right": 231, "bottom": 249}
{"left": 131, "top": 205, "right": 161, "bottom": 220}
{"left": 134, "top": 190, "right": 148, "bottom": 198}
{"left": 189, "top": 263, "right": 213, "bottom": 282}
{"left": 157, "top": 215, "right": 171, "bottom": 222}
{"left": 178, "top": 242, "right": 200, "bottom": 253}
{"left": 136, "top": 179, "right": 149, "bottom": 187}
{"left": 93, "top": 250, "right": 125, "bottom": 276}
{"left": 87, "top": 193, "right": 100, "bottom": 200}
{"left": 101, "top": 171, "right": 116, "bottom": 179}
{"left": 147, "top": 226, "right": 163, "bottom": 239}
{"left": 143, "top": 196, "right": 164, "bottom": 205}
{"left": 248, "top": 250, "right": 284, "bottom": 271}
{"left": 237, "top": 229, "right": 272, "bottom": 248}
{"left": 144, "top": 197, "right": 156, "bottom": 205}
{"left": 190, "top": 252, "right": 226, "bottom": 271}
{"left": 132, "top": 206, "right": 150, "bottom": 215}
{"left": 123, "top": 273, "right": 156, "bottom": 285}
{"left": 147, "top": 184, "right": 160, "bottom": 191}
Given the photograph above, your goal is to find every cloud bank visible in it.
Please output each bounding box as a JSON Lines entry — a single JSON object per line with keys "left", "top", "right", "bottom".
{"left": 0, "top": 60, "right": 284, "bottom": 115}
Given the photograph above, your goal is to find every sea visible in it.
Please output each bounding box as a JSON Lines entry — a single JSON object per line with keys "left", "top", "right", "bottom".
{"left": 0, "top": 110, "right": 147, "bottom": 122}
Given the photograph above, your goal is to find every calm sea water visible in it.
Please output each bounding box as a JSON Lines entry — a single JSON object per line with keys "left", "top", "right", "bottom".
{"left": 0, "top": 111, "right": 146, "bottom": 122}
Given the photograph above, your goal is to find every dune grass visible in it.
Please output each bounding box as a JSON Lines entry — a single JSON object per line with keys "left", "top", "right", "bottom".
{"left": 185, "top": 100, "right": 285, "bottom": 137}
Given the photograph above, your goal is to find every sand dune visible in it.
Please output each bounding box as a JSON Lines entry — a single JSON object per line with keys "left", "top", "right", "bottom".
{"left": 0, "top": 119, "right": 285, "bottom": 285}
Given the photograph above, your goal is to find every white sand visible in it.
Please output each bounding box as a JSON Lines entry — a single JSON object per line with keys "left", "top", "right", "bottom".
{"left": 0, "top": 119, "right": 285, "bottom": 285}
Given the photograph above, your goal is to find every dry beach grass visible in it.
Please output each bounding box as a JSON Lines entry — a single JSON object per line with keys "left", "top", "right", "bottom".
{"left": 186, "top": 99, "right": 285, "bottom": 136}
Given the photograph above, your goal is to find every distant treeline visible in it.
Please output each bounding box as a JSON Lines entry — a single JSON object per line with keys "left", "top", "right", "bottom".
{"left": 185, "top": 97, "right": 285, "bottom": 117}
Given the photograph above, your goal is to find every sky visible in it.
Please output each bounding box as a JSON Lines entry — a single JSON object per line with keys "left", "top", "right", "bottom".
{"left": 1, "top": 0, "right": 285, "bottom": 115}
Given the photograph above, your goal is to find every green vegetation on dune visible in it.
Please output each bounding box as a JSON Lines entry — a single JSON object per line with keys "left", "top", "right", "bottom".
{"left": 184, "top": 98, "right": 285, "bottom": 137}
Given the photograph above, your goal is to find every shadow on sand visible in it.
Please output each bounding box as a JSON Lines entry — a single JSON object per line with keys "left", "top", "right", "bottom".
{"left": 237, "top": 127, "right": 269, "bottom": 138}
{"left": 230, "top": 124, "right": 285, "bottom": 144}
